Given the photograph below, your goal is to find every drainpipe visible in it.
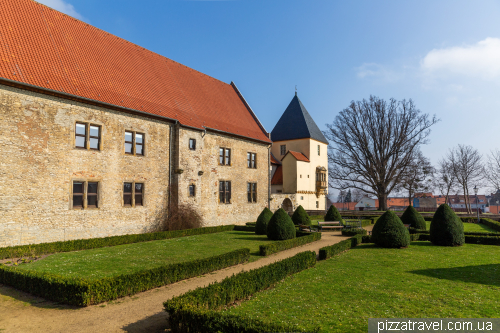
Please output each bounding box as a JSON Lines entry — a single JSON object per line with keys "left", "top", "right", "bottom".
{"left": 268, "top": 145, "right": 271, "bottom": 209}
{"left": 168, "top": 121, "right": 178, "bottom": 223}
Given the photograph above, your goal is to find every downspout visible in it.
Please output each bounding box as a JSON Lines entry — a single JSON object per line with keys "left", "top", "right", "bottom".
{"left": 168, "top": 120, "right": 178, "bottom": 226}
{"left": 268, "top": 145, "right": 271, "bottom": 209}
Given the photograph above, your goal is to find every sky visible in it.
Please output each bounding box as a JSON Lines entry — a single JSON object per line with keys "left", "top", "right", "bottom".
{"left": 38, "top": 0, "right": 500, "bottom": 196}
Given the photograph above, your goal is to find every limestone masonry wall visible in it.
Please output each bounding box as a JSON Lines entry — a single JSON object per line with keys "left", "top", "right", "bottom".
{"left": 0, "top": 85, "right": 171, "bottom": 246}
{"left": 176, "top": 127, "right": 270, "bottom": 226}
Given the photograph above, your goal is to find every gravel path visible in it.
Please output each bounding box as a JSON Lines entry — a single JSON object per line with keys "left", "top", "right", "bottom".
{"left": 0, "top": 231, "right": 356, "bottom": 333}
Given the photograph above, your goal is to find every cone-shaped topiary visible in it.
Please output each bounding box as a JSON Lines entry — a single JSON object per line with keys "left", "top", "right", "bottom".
{"left": 429, "top": 204, "right": 464, "bottom": 246}
{"left": 371, "top": 211, "right": 410, "bottom": 248}
{"left": 291, "top": 205, "right": 311, "bottom": 226}
{"left": 401, "top": 205, "right": 427, "bottom": 230}
{"left": 267, "top": 208, "right": 296, "bottom": 240}
{"left": 324, "top": 205, "right": 344, "bottom": 225}
{"left": 255, "top": 207, "right": 273, "bottom": 235}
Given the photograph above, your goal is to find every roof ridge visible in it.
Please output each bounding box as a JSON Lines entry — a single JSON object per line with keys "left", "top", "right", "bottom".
{"left": 31, "top": 0, "right": 231, "bottom": 88}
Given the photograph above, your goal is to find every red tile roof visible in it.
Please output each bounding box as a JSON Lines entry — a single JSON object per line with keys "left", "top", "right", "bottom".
{"left": 0, "top": 0, "right": 270, "bottom": 143}
{"left": 270, "top": 153, "right": 281, "bottom": 165}
{"left": 283, "top": 150, "right": 310, "bottom": 162}
{"left": 271, "top": 165, "right": 283, "bottom": 185}
{"left": 332, "top": 202, "right": 357, "bottom": 210}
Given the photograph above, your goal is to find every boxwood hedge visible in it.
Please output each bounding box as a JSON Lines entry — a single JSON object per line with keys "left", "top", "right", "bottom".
{"left": 259, "top": 232, "right": 321, "bottom": 256}
{"left": 0, "top": 248, "right": 250, "bottom": 306}
{"left": 318, "top": 235, "right": 363, "bottom": 260}
{"left": 164, "top": 251, "right": 318, "bottom": 333}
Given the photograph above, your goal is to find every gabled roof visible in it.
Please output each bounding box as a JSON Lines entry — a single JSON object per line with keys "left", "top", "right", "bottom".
{"left": 271, "top": 93, "right": 328, "bottom": 144}
{"left": 0, "top": 0, "right": 271, "bottom": 143}
{"left": 282, "top": 150, "right": 310, "bottom": 162}
{"left": 271, "top": 165, "right": 283, "bottom": 185}
{"left": 270, "top": 153, "right": 281, "bottom": 165}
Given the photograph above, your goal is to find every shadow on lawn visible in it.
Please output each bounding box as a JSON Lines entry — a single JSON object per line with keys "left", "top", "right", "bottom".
{"left": 410, "top": 264, "right": 500, "bottom": 287}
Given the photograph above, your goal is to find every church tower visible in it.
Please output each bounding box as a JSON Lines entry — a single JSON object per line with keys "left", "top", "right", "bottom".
{"left": 270, "top": 93, "right": 328, "bottom": 212}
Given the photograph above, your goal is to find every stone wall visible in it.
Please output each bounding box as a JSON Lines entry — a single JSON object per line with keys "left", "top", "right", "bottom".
{"left": 0, "top": 84, "right": 171, "bottom": 246}
{"left": 175, "top": 127, "right": 270, "bottom": 226}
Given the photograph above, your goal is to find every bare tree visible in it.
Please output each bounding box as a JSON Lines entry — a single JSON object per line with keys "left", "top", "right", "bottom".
{"left": 396, "top": 150, "right": 434, "bottom": 205}
{"left": 447, "top": 145, "right": 485, "bottom": 214}
{"left": 486, "top": 149, "right": 500, "bottom": 192}
{"left": 352, "top": 188, "right": 366, "bottom": 202}
{"left": 434, "top": 159, "right": 456, "bottom": 205}
{"left": 325, "top": 95, "right": 439, "bottom": 210}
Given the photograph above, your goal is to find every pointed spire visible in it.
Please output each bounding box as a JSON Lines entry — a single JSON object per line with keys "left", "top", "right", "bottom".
{"left": 270, "top": 94, "right": 328, "bottom": 144}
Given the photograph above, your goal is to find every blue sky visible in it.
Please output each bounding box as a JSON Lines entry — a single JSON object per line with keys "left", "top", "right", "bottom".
{"left": 40, "top": 0, "right": 500, "bottom": 195}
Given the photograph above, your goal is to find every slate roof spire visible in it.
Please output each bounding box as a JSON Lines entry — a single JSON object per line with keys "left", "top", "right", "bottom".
{"left": 270, "top": 94, "right": 328, "bottom": 144}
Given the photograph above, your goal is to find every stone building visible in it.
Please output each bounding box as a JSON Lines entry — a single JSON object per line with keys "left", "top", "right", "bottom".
{"left": 0, "top": 0, "right": 271, "bottom": 246}
{"left": 269, "top": 93, "right": 328, "bottom": 213}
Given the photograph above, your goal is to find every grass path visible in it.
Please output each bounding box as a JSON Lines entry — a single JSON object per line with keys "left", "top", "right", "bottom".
{"left": 0, "top": 231, "right": 349, "bottom": 333}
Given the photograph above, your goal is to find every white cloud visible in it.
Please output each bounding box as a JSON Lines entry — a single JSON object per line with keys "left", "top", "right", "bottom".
{"left": 355, "top": 63, "right": 401, "bottom": 82}
{"left": 421, "top": 38, "right": 500, "bottom": 80}
{"left": 37, "top": 0, "right": 86, "bottom": 21}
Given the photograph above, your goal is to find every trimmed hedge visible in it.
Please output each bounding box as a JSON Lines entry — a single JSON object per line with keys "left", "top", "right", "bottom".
{"left": 401, "top": 205, "right": 426, "bottom": 230}
{"left": 481, "top": 218, "right": 500, "bottom": 232}
{"left": 430, "top": 204, "right": 464, "bottom": 246}
{"left": 411, "top": 227, "right": 500, "bottom": 237}
{"left": 318, "top": 235, "right": 363, "bottom": 260}
{"left": 259, "top": 232, "right": 321, "bottom": 256}
{"left": 0, "top": 225, "right": 235, "bottom": 260}
{"left": 255, "top": 208, "right": 273, "bottom": 235}
{"left": 324, "top": 205, "right": 344, "bottom": 224}
{"left": 0, "top": 248, "right": 250, "bottom": 306}
{"left": 341, "top": 228, "right": 367, "bottom": 236}
{"left": 363, "top": 233, "right": 430, "bottom": 243}
{"left": 465, "top": 235, "right": 500, "bottom": 245}
{"left": 291, "top": 205, "right": 312, "bottom": 226}
{"left": 371, "top": 211, "right": 410, "bottom": 248}
{"left": 267, "top": 208, "right": 296, "bottom": 240}
{"left": 234, "top": 225, "right": 255, "bottom": 232}
{"left": 164, "top": 251, "right": 318, "bottom": 333}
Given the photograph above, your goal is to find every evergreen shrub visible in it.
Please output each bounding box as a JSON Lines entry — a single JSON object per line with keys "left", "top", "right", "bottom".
{"left": 324, "top": 205, "right": 344, "bottom": 224}
{"left": 255, "top": 207, "right": 273, "bottom": 235}
{"left": 401, "top": 205, "right": 426, "bottom": 230}
{"left": 291, "top": 205, "right": 311, "bottom": 226}
{"left": 341, "top": 228, "right": 367, "bottom": 236}
{"left": 267, "top": 208, "right": 296, "bottom": 240}
{"left": 429, "top": 204, "right": 464, "bottom": 246}
{"left": 371, "top": 211, "right": 410, "bottom": 248}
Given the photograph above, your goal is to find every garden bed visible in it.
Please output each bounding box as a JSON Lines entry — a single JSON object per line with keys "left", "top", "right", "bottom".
{"left": 225, "top": 242, "right": 500, "bottom": 332}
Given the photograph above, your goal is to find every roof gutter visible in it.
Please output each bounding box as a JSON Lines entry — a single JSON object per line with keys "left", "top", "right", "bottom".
{"left": 0, "top": 77, "right": 179, "bottom": 124}
{"left": 0, "top": 77, "right": 273, "bottom": 145}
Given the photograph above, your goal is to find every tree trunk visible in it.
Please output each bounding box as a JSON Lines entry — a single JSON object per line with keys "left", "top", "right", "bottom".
{"left": 378, "top": 193, "right": 388, "bottom": 211}
{"left": 463, "top": 186, "right": 471, "bottom": 214}
{"left": 466, "top": 187, "right": 472, "bottom": 214}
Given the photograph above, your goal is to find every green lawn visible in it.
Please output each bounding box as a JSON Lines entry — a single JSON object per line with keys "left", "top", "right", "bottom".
{"left": 226, "top": 243, "right": 500, "bottom": 332}
{"left": 425, "top": 221, "right": 497, "bottom": 233}
{"left": 15, "top": 231, "right": 272, "bottom": 279}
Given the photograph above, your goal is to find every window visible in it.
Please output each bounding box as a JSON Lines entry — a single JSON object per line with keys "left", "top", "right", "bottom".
{"left": 125, "top": 131, "right": 145, "bottom": 156}
{"left": 300, "top": 175, "right": 302, "bottom": 178}
{"left": 189, "top": 184, "right": 196, "bottom": 197}
{"left": 219, "top": 148, "right": 231, "bottom": 166}
{"left": 318, "top": 145, "right": 320, "bottom": 156}
{"left": 247, "top": 153, "right": 257, "bottom": 168}
{"left": 280, "top": 145, "right": 286, "bottom": 155}
{"left": 72, "top": 181, "right": 99, "bottom": 209}
{"left": 75, "top": 122, "right": 101, "bottom": 150}
{"left": 189, "top": 139, "right": 196, "bottom": 150}
{"left": 316, "top": 201, "right": 319, "bottom": 208}
{"left": 247, "top": 183, "right": 257, "bottom": 203}
{"left": 123, "top": 182, "right": 144, "bottom": 207}
{"left": 301, "top": 196, "right": 304, "bottom": 200}
{"left": 219, "top": 181, "right": 231, "bottom": 203}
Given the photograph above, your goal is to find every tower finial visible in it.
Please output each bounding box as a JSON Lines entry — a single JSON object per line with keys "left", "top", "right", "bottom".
{"left": 295, "top": 85, "right": 297, "bottom": 96}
